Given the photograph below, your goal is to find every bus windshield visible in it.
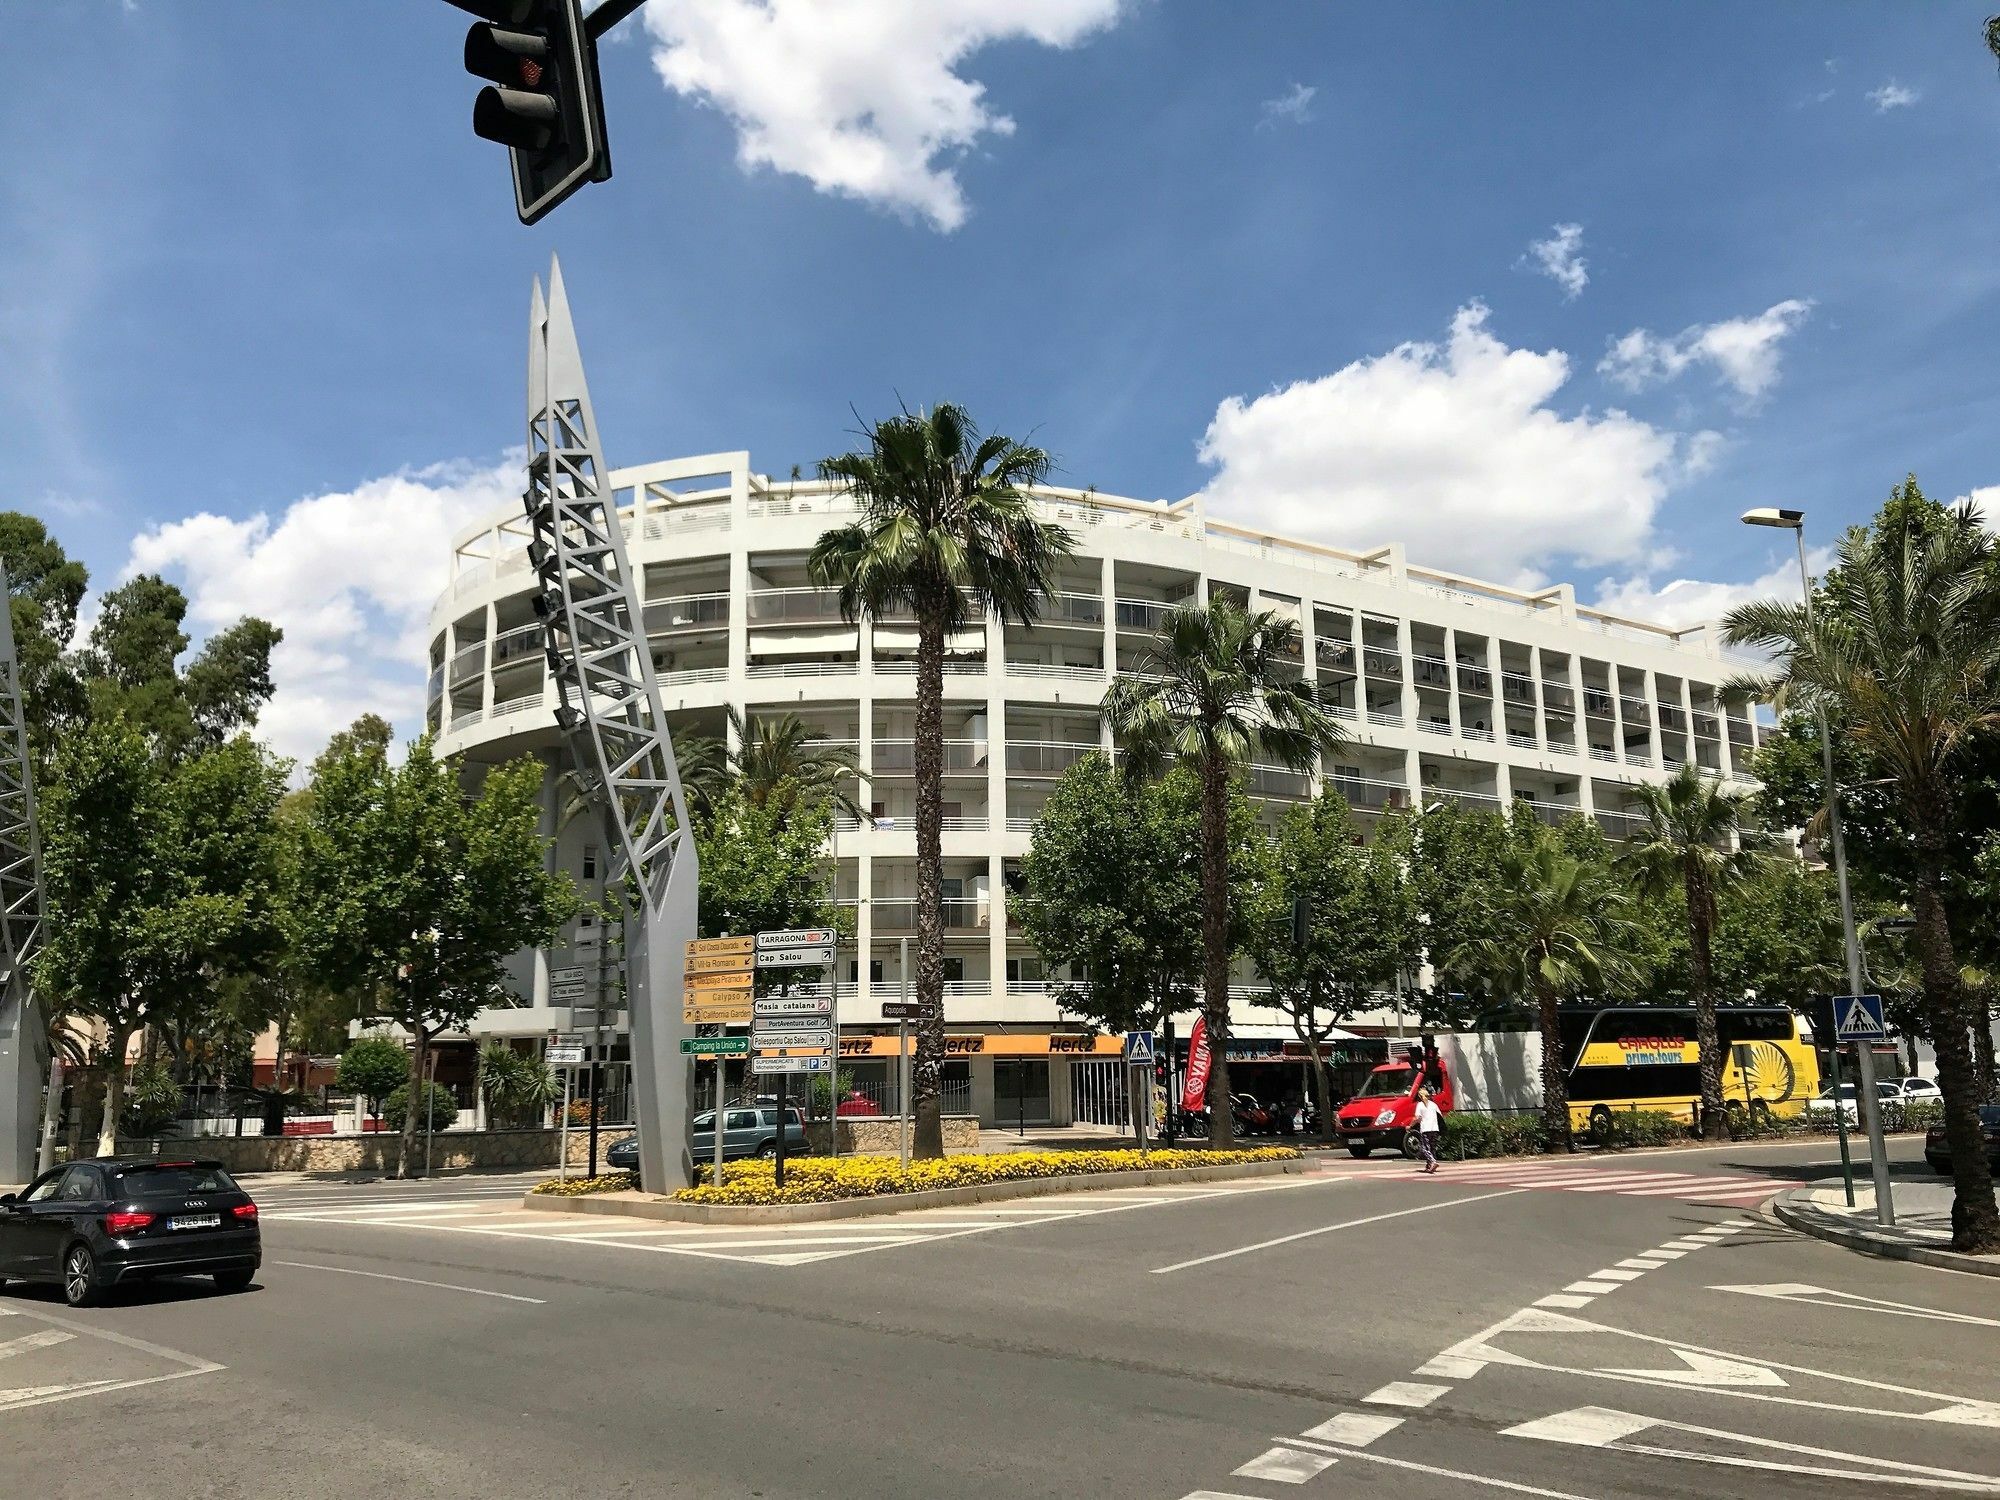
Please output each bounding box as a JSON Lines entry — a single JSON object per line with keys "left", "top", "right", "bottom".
{"left": 1353, "top": 1066, "right": 1415, "bottom": 1100}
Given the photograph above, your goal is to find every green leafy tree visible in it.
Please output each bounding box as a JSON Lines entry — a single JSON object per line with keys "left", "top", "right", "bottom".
{"left": 1988, "top": 13, "right": 2000, "bottom": 69}
{"left": 695, "top": 786, "right": 847, "bottom": 948}
{"left": 337, "top": 1035, "right": 411, "bottom": 1116}
{"left": 1104, "top": 600, "right": 1344, "bottom": 1147}
{"left": 0, "top": 512, "right": 88, "bottom": 741}
{"left": 1724, "top": 492, "right": 2000, "bottom": 1252}
{"left": 383, "top": 1081, "right": 458, "bottom": 1135}
{"left": 1709, "top": 858, "right": 1845, "bottom": 1013}
{"left": 1245, "top": 792, "right": 1414, "bottom": 1134}
{"left": 1621, "top": 763, "right": 1772, "bottom": 1139}
{"left": 290, "top": 737, "right": 577, "bottom": 1176}
{"left": 1381, "top": 802, "right": 1514, "bottom": 1027}
{"left": 1447, "top": 831, "right": 1648, "bottom": 1152}
{"left": 811, "top": 402, "right": 1073, "bottom": 1158}
{"left": 35, "top": 721, "right": 287, "bottom": 1151}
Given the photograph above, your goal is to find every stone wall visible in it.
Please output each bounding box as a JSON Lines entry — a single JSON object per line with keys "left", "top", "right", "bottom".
{"left": 92, "top": 1126, "right": 610, "bottom": 1176}
{"left": 807, "top": 1115, "right": 980, "bottom": 1156}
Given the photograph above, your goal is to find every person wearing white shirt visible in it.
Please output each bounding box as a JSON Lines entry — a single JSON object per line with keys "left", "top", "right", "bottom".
{"left": 1413, "top": 1089, "right": 1443, "bottom": 1175}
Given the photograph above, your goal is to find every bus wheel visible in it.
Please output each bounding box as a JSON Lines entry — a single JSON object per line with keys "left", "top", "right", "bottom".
{"left": 1587, "top": 1106, "right": 1615, "bottom": 1146}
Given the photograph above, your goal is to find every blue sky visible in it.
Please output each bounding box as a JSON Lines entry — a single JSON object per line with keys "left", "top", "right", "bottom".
{"left": 6, "top": 1, "right": 1999, "bottom": 760}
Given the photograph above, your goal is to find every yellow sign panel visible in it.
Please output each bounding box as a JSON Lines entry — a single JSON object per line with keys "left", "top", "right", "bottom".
{"left": 683, "top": 991, "right": 753, "bottom": 1024}
{"left": 686, "top": 950, "right": 756, "bottom": 976}
{"left": 685, "top": 965, "right": 753, "bottom": 990}
{"left": 686, "top": 936, "right": 755, "bottom": 958}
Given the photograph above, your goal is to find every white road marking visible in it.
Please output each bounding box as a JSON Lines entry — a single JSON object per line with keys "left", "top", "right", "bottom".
{"left": 1149, "top": 1189, "right": 1528, "bottom": 1274}
{"left": 1535, "top": 1294, "right": 1596, "bottom": 1309}
{"left": 0, "top": 1307, "right": 225, "bottom": 1414}
{"left": 1301, "top": 1412, "right": 1403, "bottom": 1446}
{"left": 1656, "top": 1238, "right": 1711, "bottom": 1250}
{"left": 1232, "top": 1446, "right": 1336, "bottom": 1483}
{"left": 1589, "top": 1269, "right": 1644, "bottom": 1282}
{"left": 1564, "top": 1280, "right": 1622, "bottom": 1294}
{"left": 272, "top": 1261, "right": 547, "bottom": 1303}
{"left": 1276, "top": 1433, "right": 1608, "bottom": 1499}
{"left": 1601, "top": 1348, "right": 1787, "bottom": 1388}
{"left": 0, "top": 1330, "right": 72, "bottom": 1360}
{"left": 1364, "top": 1381, "right": 1450, "bottom": 1408}
{"left": 1614, "top": 1257, "right": 1666, "bottom": 1269}
{"left": 1709, "top": 1283, "right": 2000, "bottom": 1328}
{"left": 1501, "top": 1405, "right": 2000, "bottom": 1492}
{"left": 1415, "top": 1354, "right": 1486, "bottom": 1379}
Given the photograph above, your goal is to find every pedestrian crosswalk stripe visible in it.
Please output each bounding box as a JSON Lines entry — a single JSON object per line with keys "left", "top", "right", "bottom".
{"left": 1327, "top": 1158, "right": 1795, "bottom": 1206}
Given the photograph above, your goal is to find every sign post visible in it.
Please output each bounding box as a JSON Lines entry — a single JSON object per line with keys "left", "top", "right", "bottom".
{"left": 753, "top": 929, "right": 840, "bottom": 1187}
{"left": 557, "top": 1064, "right": 572, "bottom": 1183}
{"left": 1833, "top": 993, "right": 1892, "bottom": 1213}
{"left": 1124, "top": 1031, "right": 1156, "bottom": 1154}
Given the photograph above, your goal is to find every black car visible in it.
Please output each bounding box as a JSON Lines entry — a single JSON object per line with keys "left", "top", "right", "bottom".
{"left": 0, "top": 1157, "right": 260, "bottom": 1307}
{"left": 1925, "top": 1105, "right": 2000, "bottom": 1175}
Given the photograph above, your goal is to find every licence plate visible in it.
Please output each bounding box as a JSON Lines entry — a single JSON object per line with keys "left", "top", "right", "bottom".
{"left": 170, "top": 1214, "right": 221, "bottom": 1231}
{"left": 1344, "top": 1136, "right": 1365, "bottom": 1146}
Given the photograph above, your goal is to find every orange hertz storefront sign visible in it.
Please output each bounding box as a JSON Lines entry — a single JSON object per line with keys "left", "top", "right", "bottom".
{"left": 823, "top": 1033, "right": 1124, "bottom": 1058}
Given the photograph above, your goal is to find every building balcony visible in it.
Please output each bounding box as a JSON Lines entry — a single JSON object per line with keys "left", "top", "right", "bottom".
{"left": 746, "top": 587, "right": 846, "bottom": 625}
{"left": 644, "top": 593, "right": 729, "bottom": 633}
{"left": 490, "top": 622, "right": 544, "bottom": 670}
{"left": 1042, "top": 592, "right": 1106, "bottom": 627}
{"left": 867, "top": 900, "right": 987, "bottom": 933}
{"left": 1328, "top": 773, "right": 1409, "bottom": 810}
{"left": 872, "top": 739, "right": 990, "bottom": 775}
{"left": 1004, "top": 740, "right": 1100, "bottom": 777}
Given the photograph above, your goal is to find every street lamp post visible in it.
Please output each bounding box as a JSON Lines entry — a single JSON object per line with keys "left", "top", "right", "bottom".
{"left": 1742, "top": 507, "right": 1895, "bottom": 1225}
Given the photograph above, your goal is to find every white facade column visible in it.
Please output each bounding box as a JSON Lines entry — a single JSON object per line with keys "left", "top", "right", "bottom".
{"left": 986, "top": 607, "right": 1008, "bottom": 1020}
{"left": 1640, "top": 668, "right": 1664, "bottom": 769}
{"left": 1568, "top": 653, "right": 1597, "bottom": 820}
{"left": 1527, "top": 644, "right": 1548, "bottom": 751}
{"left": 479, "top": 602, "right": 497, "bottom": 717}
{"left": 1395, "top": 615, "right": 1422, "bottom": 806}
{"left": 1443, "top": 626, "right": 1463, "bottom": 736}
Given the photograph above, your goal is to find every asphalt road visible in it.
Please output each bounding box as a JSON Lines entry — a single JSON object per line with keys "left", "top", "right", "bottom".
{"left": 1, "top": 1136, "right": 1993, "bottom": 1500}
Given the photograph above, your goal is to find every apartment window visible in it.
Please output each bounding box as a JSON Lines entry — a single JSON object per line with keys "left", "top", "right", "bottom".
{"left": 1006, "top": 956, "right": 1047, "bottom": 984}
{"left": 942, "top": 957, "right": 965, "bottom": 984}
{"left": 582, "top": 844, "right": 597, "bottom": 881}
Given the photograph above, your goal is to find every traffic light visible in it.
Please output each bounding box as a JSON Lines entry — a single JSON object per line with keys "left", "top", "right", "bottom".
{"left": 456, "top": 0, "right": 610, "bottom": 224}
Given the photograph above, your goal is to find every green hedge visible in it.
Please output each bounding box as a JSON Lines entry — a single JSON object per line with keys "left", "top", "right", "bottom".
{"left": 1437, "top": 1113, "right": 1547, "bottom": 1160}
{"left": 1593, "top": 1108, "right": 1687, "bottom": 1148}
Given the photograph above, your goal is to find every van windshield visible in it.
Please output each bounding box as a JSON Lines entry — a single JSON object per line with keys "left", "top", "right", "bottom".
{"left": 1353, "top": 1066, "right": 1415, "bottom": 1100}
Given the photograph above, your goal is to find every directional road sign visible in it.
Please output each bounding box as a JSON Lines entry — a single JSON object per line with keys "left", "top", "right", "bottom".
{"left": 1834, "top": 993, "right": 1888, "bottom": 1042}
{"left": 751, "top": 1025, "right": 835, "bottom": 1050}
{"left": 688, "top": 936, "right": 755, "bottom": 957}
{"left": 756, "top": 928, "right": 837, "bottom": 950}
{"left": 551, "top": 980, "right": 589, "bottom": 1002}
{"left": 880, "top": 1001, "right": 924, "bottom": 1020}
{"left": 680, "top": 1036, "right": 750, "bottom": 1057}
{"left": 683, "top": 990, "right": 753, "bottom": 1025}
{"left": 756, "top": 944, "right": 836, "bottom": 969}
{"left": 551, "top": 966, "right": 587, "bottom": 985}
{"left": 753, "top": 995, "right": 834, "bottom": 1019}
{"left": 752, "top": 1054, "right": 833, "bottom": 1075}
{"left": 547, "top": 1046, "right": 586, "bottom": 1065}
{"left": 685, "top": 967, "right": 754, "bottom": 992}
{"left": 1123, "top": 1030, "right": 1156, "bottom": 1067}
{"left": 686, "top": 951, "right": 755, "bottom": 977}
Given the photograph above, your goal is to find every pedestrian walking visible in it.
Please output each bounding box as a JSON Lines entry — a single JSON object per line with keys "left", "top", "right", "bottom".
{"left": 1413, "top": 1087, "right": 1443, "bottom": 1174}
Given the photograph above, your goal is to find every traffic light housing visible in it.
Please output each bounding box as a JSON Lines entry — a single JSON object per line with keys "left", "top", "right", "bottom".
{"left": 459, "top": 0, "right": 610, "bottom": 224}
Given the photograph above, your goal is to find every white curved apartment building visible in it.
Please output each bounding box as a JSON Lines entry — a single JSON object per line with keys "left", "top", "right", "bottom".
{"left": 428, "top": 452, "right": 1764, "bottom": 1125}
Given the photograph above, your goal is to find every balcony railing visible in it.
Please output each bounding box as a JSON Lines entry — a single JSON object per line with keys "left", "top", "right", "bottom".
{"left": 1366, "top": 707, "right": 1404, "bottom": 728}
{"left": 1412, "top": 655, "right": 1451, "bottom": 689}
{"left": 1114, "top": 598, "right": 1190, "bottom": 632}
{"left": 449, "top": 641, "right": 486, "bottom": 686}
{"left": 1005, "top": 741, "right": 1099, "bottom": 777}
{"left": 871, "top": 739, "right": 989, "bottom": 774}
{"left": 1363, "top": 648, "right": 1403, "bottom": 679}
{"left": 1419, "top": 719, "right": 1452, "bottom": 736}
{"left": 1519, "top": 800, "right": 1582, "bottom": 828}
{"left": 867, "top": 900, "right": 986, "bottom": 932}
{"left": 644, "top": 593, "right": 729, "bottom": 633}
{"left": 1429, "top": 786, "right": 1501, "bottom": 809}
{"left": 1462, "top": 725, "right": 1496, "bottom": 742}
{"left": 1502, "top": 672, "right": 1537, "bottom": 704}
{"left": 1247, "top": 764, "right": 1311, "bottom": 797}
{"left": 1588, "top": 746, "right": 1619, "bottom": 763}
{"left": 746, "top": 659, "right": 858, "bottom": 678}
{"left": 1594, "top": 809, "right": 1646, "bottom": 838}
{"left": 1457, "top": 666, "right": 1493, "bottom": 694}
{"left": 658, "top": 665, "right": 728, "bottom": 685}
{"left": 872, "top": 659, "right": 987, "bottom": 677}
{"left": 1328, "top": 774, "right": 1410, "bottom": 811}
{"left": 1316, "top": 639, "right": 1356, "bottom": 671}
{"left": 1004, "top": 661, "right": 1104, "bottom": 681}
{"left": 1043, "top": 591, "right": 1106, "bottom": 626}
{"left": 1505, "top": 731, "right": 1539, "bottom": 751}
{"left": 746, "top": 587, "right": 846, "bottom": 624}
{"left": 490, "top": 623, "right": 543, "bottom": 669}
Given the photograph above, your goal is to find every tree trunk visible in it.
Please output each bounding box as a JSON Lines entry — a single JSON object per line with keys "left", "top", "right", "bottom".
{"left": 397, "top": 1029, "right": 426, "bottom": 1180}
{"left": 1974, "top": 1005, "right": 1996, "bottom": 1104}
{"left": 96, "top": 1021, "right": 136, "bottom": 1156}
{"left": 1200, "top": 761, "right": 1234, "bottom": 1149}
{"left": 1536, "top": 980, "right": 1572, "bottom": 1153}
{"left": 909, "top": 604, "right": 948, "bottom": 1159}
{"left": 1912, "top": 833, "right": 2000, "bottom": 1252}
{"left": 1686, "top": 864, "right": 1727, "bottom": 1140}
{"left": 1305, "top": 1038, "right": 1334, "bottom": 1141}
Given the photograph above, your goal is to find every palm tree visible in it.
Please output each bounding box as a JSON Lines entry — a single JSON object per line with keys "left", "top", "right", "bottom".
{"left": 1104, "top": 600, "right": 1345, "bottom": 1146}
{"left": 1449, "top": 833, "right": 1647, "bottom": 1152}
{"left": 810, "top": 404, "right": 1073, "bottom": 1159}
{"left": 1622, "top": 762, "right": 1770, "bottom": 1139}
{"left": 1724, "top": 502, "right": 2000, "bottom": 1252}
{"left": 728, "top": 706, "right": 866, "bottom": 820}
{"left": 1987, "top": 13, "right": 2000, "bottom": 70}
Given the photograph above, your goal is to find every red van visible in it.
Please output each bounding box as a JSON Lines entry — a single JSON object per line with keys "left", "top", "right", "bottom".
{"left": 1334, "top": 1042, "right": 1453, "bottom": 1158}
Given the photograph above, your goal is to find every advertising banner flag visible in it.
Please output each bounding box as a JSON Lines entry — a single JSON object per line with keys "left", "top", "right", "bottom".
{"left": 1182, "top": 1015, "right": 1212, "bottom": 1112}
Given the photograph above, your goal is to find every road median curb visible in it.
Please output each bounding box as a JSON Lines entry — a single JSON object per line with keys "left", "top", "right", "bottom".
{"left": 1770, "top": 1186, "right": 2000, "bottom": 1278}
{"left": 520, "top": 1156, "right": 1307, "bottom": 1225}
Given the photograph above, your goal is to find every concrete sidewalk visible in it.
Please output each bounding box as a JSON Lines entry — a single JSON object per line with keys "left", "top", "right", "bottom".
{"left": 1772, "top": 1177, "right": 2000, "bottom": 1277}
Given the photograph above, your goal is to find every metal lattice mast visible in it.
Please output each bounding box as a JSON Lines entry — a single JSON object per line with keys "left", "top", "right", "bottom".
{"left": 0, "top": 565, "right": 50, "bottom": 1183}
{"left": 525, "top": 259, "right": 699, "bottom": 1191}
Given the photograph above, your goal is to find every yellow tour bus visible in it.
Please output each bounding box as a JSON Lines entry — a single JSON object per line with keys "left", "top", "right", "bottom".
{"left": 1556, "top": 1005, "right": 1821, "bottom": 1138}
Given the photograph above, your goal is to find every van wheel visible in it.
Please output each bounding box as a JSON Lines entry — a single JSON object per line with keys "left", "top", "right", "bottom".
{"left": 1346, "top": 1144, "right": 1371, "bottom": 1159}
{"left": 1587, "top": 1106, "right": 1615, "bottom": 1145}
{"left": 1399, "top": 1128, "right": 1423, "bottom": 1160}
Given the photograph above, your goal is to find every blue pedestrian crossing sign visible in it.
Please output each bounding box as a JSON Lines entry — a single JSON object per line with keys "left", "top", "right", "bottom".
{"left": 1123, "top": 1030, "right": 1157, "bottom": 1067}
{"left": 1833, "top": 993, "right": 1888, "bottom": 1042}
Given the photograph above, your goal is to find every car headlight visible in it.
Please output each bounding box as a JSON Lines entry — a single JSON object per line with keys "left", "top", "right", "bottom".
{"left": 1375, "top": 1108, "right": 1397, "bottom": 1126}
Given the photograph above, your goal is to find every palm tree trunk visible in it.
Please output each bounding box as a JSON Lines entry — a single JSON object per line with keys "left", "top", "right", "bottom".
{"left": 909, "top": 606, "right": 948, "bottom": 1159}
{"left": 1974, "top": 1006, "right": 1996, "bottom": 1104}
{"left": 1686, "top": 867, "right": 1727, "bottom": 1141}
{"left": 1200, "top": 760, "right": 1234, "bottom": 1148}
{"left": 397, "top": 1028, "right": 426, "bottom": 1180}
{"left": 1536, "top": 981, "right": 1572, "bottom": 1153}
{"left": 1912, "top": 832, "right": 2000, "bottom": 1252}
{"left": 96, "top": 1021, "right": 136, "bottom": 1156}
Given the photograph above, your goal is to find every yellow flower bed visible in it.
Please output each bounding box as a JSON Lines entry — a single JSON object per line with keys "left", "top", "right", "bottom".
{"left": 530, "top": 1172, "right": 637, "bottom": 1197}
{"left": 673, "top": 1146, "right": 1300, "bottom": 1206}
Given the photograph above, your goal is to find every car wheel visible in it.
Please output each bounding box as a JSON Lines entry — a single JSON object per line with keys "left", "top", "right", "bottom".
{"left": 61, "top": 1245, "right": 98, "bottom": 1308}
{"left": 1346, "top": 1144, "right": 1371, "bottom": 1159}
{"left": 757, "top": 1142, "right": 778, "bottom": 1160}
{"left": 212, "top": 1269, "right": 254, "bottom": 1292}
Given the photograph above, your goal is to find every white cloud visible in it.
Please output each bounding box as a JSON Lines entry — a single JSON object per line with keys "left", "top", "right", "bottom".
{"left": 123, "top": 457, "right": 518, "bottom": 769}
{"left": 1195, "top": 302, "right": 1706, "bottom": 582}
{"left": 1259, "top": 82, "right": 1316, "bottom": 128}
{"left": 1868, "top": 80, "right": 1919, "bottom": 112}
{"left": 641, "top": 0, "right": 1124, "bottom": 232}
{"left": 1521, "top": 222, "right": 1588, "bottom": 300}
{"left": 1598, "top": 298, "right": 1814, "bottom": 401}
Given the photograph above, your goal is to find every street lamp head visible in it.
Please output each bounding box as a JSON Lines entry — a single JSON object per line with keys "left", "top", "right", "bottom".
{"left": 1741, "top": 507, "right": 1805, "bottom": 530}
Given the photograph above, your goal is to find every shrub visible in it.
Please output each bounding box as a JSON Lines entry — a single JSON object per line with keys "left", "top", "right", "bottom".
{"left": 120, "top": 1061, "right": 183, "bottom": 1136}
{"left": 382, "top": 1081, "right": 458, "bottom": 1133}
{"left": 1899, "top": 1100, "right": 1944, "bottom": 1133}
{"left": 672, "top": 1146, "right": 1300, "bottom": 1206}
{"left": 1596, "top": 1109, "right": 1685, "bottom": 1149}
{"left": 336, "top": 1036, "right": 409, "bottom": 1111}
{"left": 531, "top": 1172, "right": 636, "bottom": 1197}
{"left": 1437, "top": 1112, "right": 1545, "bottom": 1160}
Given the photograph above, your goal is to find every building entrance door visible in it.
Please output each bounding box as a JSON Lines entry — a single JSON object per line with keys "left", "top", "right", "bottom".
{"left": 993, "top": 1060, "right": 1051, "bottom": 1130}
